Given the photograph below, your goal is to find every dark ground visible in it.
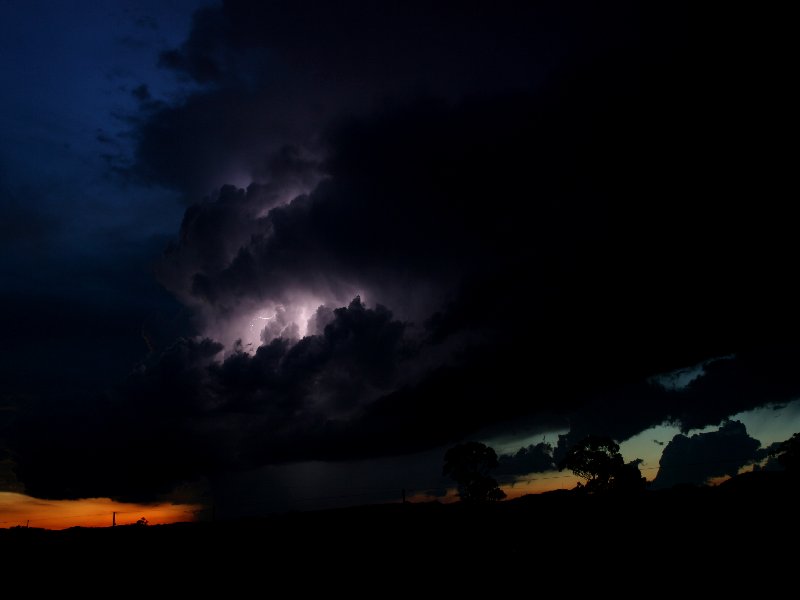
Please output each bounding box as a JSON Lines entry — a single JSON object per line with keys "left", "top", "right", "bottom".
{"left": 2, "top": 472, "right": 797, "bottom": 588}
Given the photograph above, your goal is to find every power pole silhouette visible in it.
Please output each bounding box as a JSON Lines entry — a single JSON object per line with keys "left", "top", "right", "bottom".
{"left": 112, "top": 512, "right": 116, "bottom": 527}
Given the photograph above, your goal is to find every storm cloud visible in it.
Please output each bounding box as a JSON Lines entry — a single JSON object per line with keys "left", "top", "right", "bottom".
{"left": 554, "top": 349, "right": 800, "bottom": 464}
{"left": 147, "top": 0, "right": 799, "bottom": 369}
{"left": 4, "top": 1, "right": 798, "bottom": 503}
{"left": 497, "top": 443, "right": 556, "bottom": 478}
{"left": 136, "top": 0, "right": 606, "bottom": 196}
{"left": 652, "top": 421, "right": 762, "bottom": 489}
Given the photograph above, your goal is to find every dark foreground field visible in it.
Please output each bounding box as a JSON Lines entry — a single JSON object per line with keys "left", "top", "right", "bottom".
{"left": 3, "top": 471, "right": 797, "bottom": 587}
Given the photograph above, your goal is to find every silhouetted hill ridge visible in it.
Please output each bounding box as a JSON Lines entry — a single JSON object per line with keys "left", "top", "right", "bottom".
{"left": 2, "top": 470, "right": 797, "bottom": 584}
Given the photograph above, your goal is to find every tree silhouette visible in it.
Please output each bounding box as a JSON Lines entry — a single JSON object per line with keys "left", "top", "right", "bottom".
{"left": 559, "top": 435, "right": 645, "bottom": 493}
{"left": 443, "top": 442, "right": 506, "bottom": 503}
{"left": 771, "top": 432, "right": 800, "bottom": 473}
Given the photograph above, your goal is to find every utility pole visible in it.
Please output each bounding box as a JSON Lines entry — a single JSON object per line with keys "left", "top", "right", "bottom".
{"left": 112, "top": 512, "right": 116, "bottom": 527}
{"left": 402, "top": 488, "right": 406, "bottom": 504}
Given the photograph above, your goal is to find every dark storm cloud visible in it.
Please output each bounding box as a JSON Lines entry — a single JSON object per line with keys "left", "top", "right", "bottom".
{"left": 17, "top": 314, "right": 796, "bottom": 501}
{"left": 160, "top": 47, "right": 800, "bottom": 395}
{"left": 7, "top": 2, "right": 797, "bottom": 502}
{"left": 155, "top": 156, "right": 320, "bottom": 308}
{"left": 157, "top": 0, "right": 576, "bottom": 88}
{"left": 214, "top": 297, "right": 409, "bottom": 413}
{"left": 136, "top": 0, "right": 686, "bottom": 197}
{"left": 9, "top": 337, "right": 225, "bottom": 501}
{"left": 157, "top": 183, "right": 293, "bottom": 305}
{"left": 0, "top": 230, "right": 191, "bottom": 401}
{"left": 671, "top": 349, "right": 800, "bottom": 433}
{"left": 151, "top": 1, "right": 798, "bottom": 353}
{"left": 10, "top": 299, "right": 415, "bottom": 499}
{"left": 651, "top": 421, "right": 761, "bottom": 490}
{"left": 496, "top": 443, "right": 555, "bottom": 477}
{"left": 754, "top": 441, "right": 786, "bottom": 473}
{"left": 554, "top": 349, "right": 800, "bottom": 462}
{"left": 7, "top": 296, "right": 589, "bottom": 499}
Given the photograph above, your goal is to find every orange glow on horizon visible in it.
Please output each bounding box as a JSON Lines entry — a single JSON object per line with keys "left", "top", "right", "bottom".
{"left": 0, "top": 492, "right": 202, "bottom": 530}
{"left": 406, "top": 471, "right": 581, "bottom": 503}
{"left": 405, "top": 487, "right": 460, "bottom": 504}
{"left": 500, "top": 472, "right": 580, "bottom": 499}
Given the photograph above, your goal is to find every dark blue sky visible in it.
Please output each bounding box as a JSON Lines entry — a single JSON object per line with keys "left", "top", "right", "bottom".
{"left": 0, "top": 1, "right": 205, "bottom": 390}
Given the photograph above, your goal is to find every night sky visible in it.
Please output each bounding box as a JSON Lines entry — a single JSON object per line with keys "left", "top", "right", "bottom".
{"left": 1, "top": 1, "right": 797, "bottom": 526}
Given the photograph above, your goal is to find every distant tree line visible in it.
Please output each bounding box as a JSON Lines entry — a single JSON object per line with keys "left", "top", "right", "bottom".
{"left": 444, "top": 430, "right": 800, "bottom": 503}
{"left": 443, "top": 435, "right": 646, "bottom": 502}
